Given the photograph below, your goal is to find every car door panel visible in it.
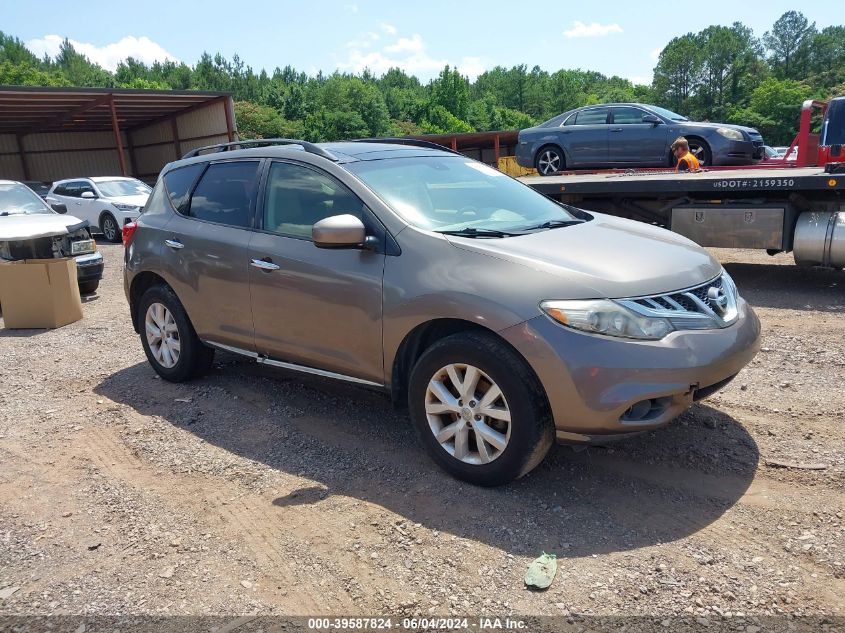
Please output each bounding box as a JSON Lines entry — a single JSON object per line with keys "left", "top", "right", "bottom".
{"left": 159, "top": 160, "right": 260, "bottom": 351}
{"left": 249, "top": 160, "right": 385, "bottom": 384}
{"left": 249, "top": 235, "right": 385, "bottom": 383}
{"left": 563, "top": 107, "right": 610, "bottom": 166}
{"left": 610, "top": 107, "right": 670, "bottom": 165}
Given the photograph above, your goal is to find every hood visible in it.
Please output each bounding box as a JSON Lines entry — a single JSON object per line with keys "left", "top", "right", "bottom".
{"left": 683, "top": 121, "right": 761, "bottom": 136}
{"left": 444, "top": 213, "right": 722, "bottom": 299}
{"left": 105, "top": 194, "right": 148, "bottom": 207}
{"left": 0, "top": 213, "right": 87, "bottom": 241}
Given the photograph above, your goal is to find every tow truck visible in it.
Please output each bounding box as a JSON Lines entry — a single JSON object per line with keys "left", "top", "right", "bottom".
{"left": 519, "top": 97, "right": 845, "bottom": 268}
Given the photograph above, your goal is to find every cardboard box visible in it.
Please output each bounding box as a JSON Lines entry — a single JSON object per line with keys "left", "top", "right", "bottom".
{"left": 0, "top": 258, "right": 83, "bottom": 329}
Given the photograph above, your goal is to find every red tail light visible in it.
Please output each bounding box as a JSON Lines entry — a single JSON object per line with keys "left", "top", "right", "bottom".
{"left": 122, "top": 221, "right": 138, "bottom": 246}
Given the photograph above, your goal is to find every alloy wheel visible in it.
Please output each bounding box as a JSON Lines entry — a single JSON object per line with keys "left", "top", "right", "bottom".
{"left": 537, "top": 149, "right": 562, "bottom": 175}
{"left": 688, "top": 141, "right": 708, "bottom": 166}
{"left": 145, "top": 302, "right": 181, "bottom": 369}
{"left": 424, "top": 363, "right": 512, "bottom": 465}
{"left": 103, "top": 216, "right": 118, "bottom": 241}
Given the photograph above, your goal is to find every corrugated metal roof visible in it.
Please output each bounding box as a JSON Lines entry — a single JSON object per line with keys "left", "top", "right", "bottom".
{"left": 0, "top": 86, "right": 231, "bottom": 134}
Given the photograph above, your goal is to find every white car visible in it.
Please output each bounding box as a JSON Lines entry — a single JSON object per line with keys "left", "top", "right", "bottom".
{"left": 47, "top": 177, "right": 151, "bottom": 242}
{"left": 772, "top": 146, "right": 798, "bottom": 161}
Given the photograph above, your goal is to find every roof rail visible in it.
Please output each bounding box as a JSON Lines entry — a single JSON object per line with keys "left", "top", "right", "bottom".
{"left": 181, "top": 138, "right": 337, "bottom": 161}
{"left": 350, "top": 137, "right": 460, "bottom": 155}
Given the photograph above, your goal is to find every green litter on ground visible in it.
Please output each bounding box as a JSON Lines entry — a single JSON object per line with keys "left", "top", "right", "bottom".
{"left": 524, "top": 552, "right": 557, "bottom": 590}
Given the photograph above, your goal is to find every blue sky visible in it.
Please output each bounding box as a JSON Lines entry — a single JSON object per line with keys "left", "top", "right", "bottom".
{"left": 3, "top": 1, "right": 840, "bottom": 84}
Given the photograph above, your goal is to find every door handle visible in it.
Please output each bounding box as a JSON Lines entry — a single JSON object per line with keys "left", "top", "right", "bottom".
{"left": 610, "top": 127, "right": 623, "bottom": 132}
{"left": 251, "top": 258, "right": 280, "bottom": 271}
{"left": 164, "top": 239, "right": 184, "bottom": 250}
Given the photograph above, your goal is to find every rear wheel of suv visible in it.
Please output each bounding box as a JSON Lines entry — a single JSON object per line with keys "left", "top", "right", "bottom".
{"left": 138, "top": 285, "right": 214, "bottom": 382}
{"left": 408, "top": 331, "right": 554, "bottom": 486}
{"left": 100, "top": 213, "right": 121, "bottom": 243}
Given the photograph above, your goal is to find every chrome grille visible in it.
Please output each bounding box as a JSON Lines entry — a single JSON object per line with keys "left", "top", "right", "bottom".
{"left": 619, "top": 273, "right": 739, "bottom": 329}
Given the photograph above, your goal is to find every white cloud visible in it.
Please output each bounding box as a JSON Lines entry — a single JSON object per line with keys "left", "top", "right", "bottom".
{"left": 346, "top": 31, "right": 382, "bottom": 49}
{"left": 650, "top": 47, "right": 662, "bottom": 61}
{"left": 339, "top": 29, "right": 486, "bottom": 81}
{"left": 344, "top": 3, "right": 359, "bottom": 12}
{"left": 384, "top": 34, "right": 424, "bottom": 54}
{"left": 380, "top": 22, "right": 397, "bottom": 35}
{"left": 563, "top": 21, "right": 623, "bottom": 38}
{"left": 25, "top": 34, "right": 178, "bottom": 71}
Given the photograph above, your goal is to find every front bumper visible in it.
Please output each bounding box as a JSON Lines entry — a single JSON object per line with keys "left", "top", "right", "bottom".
{"left": 714, "top": 139, "right": 764, "bottom": 165}
{"left": 499, "top": 298, "right": 761, "bottom": 441}
{"left": 75, "top": 252, "right": 104, "bottom": 283}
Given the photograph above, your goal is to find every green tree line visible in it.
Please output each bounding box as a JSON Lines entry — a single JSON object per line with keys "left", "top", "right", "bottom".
{"left": 1, "top": 10, "right": 843, "bottom": 145}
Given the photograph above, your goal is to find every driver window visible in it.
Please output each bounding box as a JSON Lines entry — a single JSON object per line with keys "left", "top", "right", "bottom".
{"left": 263, "top": 162, "right": 365, "bottom": 240}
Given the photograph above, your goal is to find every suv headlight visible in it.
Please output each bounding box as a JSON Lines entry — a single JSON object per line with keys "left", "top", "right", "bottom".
{"left": 540, "top": 299, "right": 674, "bottom": 340}
{"left": 716, "top": 127, "right": 744, "bottom": 141}
{"left": 113, "top": 203, "right": 139, "bottom": 212}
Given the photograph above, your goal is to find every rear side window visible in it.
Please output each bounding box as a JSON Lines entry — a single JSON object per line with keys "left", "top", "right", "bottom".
{"left": 573, "top": 108, "right": 609, "bottom": 125}
{"left": 163, "top": 164, "right": 204, "bottom": 214}
{"left": 188, "top": 161, "right": 260, "bottom": 228}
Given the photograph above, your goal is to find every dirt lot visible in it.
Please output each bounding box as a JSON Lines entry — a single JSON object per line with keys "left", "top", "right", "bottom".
{"left": 1, "top": 243, "right": 843, "bottom": 626}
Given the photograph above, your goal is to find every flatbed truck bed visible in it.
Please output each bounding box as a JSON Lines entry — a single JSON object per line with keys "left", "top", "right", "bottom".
{"left": 518, "top": 166, "right": 845, "bottom": 268}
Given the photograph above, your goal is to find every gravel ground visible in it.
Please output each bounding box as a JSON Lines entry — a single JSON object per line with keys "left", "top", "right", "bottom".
{"left": 0, "top": 244, "right": 843, "bottom": 627}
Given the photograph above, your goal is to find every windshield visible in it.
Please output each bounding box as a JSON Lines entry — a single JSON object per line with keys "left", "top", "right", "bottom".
{"left": 0, "top": 183, "right": 53, "bottom": 216}
{"left": 96, "top": 179, "right": 152, "bottom": 197}
{"left": 648, "top": 105, "right": 689, "bottom": 122}
{"left": 346, "top": 156, "right": 577, "bottom": 233}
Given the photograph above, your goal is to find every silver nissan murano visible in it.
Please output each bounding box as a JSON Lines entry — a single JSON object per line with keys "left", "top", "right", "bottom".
{"left": 124, "top": 139, "right": 761, "bottom": 486}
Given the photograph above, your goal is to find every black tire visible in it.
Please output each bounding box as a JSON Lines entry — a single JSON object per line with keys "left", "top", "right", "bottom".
{"left": 408, "top": 331, "right": 554, "bottom": 486}
{"left": 687, "top": 138, "right": 712, "bottom": 167}
{"left": 137, "top": 284, "right": 214, "bottom": 382}
{"left": 535, "top": 145, "right": 565, "bottom": 176}
{"left": 100, "top": 213, "right": 121, "bottom": 243}
{"left": 78, "top": 280, "right": 99, "bottom": 295}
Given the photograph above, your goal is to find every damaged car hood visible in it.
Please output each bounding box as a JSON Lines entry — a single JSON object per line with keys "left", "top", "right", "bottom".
{"left": 0, "top": 214, "right": 89, "bottom": 241}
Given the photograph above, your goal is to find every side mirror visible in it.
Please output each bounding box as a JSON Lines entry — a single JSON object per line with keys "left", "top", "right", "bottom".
{"left": 81, "top": 191, "right": 96, "bottom": 199}
{"left": 642, "top": 114, "right": 662, "bottom": 125}
{"left": 51, "top": 202, "right": 68, "bottom": 214}
{"left": 312, "top": 214, "right": 366, "bottom": 249}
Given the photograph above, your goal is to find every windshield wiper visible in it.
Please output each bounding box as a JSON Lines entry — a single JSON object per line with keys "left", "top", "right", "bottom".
{"left": 437, "top": 227, "right": 525, "bottom": 238}
{"left": 520, "top": 219, "right": 585, "bottom": 231}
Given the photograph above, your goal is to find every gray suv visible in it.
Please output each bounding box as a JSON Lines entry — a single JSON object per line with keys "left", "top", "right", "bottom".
{"left": 124, "top": 139, "right": 761, "bottom": 486}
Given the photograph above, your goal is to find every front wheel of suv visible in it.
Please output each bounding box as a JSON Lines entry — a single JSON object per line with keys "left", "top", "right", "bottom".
{"left": 100, "top": 213, "right": 122, "bottom": 243}
{"left": 408, "top": 331, "right": 554, "bottom": 486}
{"left": 138, "top": 284, "right": 214, "bottom": 382}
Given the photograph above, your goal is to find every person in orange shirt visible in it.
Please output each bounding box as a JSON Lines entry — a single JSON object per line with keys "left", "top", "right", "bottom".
{"left": 671, "top": 137, "right": 701, "bottom": 172}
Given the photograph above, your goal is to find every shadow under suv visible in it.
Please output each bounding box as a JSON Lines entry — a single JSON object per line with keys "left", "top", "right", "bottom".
{"left": 124, "top": 138, "right": 761, "bottom": 486}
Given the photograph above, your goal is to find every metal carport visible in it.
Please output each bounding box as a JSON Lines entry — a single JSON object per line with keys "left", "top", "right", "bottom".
{"left": 0, "top": 86, "right": 236, "bottom": 183}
